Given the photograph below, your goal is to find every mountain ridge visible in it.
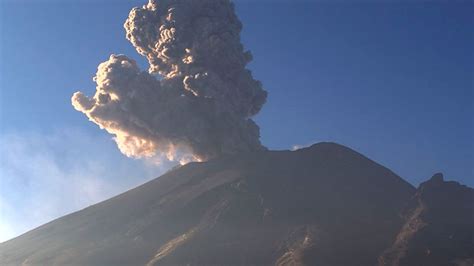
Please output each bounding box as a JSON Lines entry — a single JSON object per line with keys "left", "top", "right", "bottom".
{"left": 1, "top": 142, "right": 471, "bottom": 266}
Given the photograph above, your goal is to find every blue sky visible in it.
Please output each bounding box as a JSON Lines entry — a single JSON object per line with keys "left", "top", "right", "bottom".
{"left": 0, "top": 0, "right": 472, "bottom": 242}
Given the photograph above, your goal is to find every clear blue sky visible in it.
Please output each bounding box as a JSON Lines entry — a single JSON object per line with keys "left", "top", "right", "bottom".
{"left": 0, "top": 0, "right": 472, "bottom": 241}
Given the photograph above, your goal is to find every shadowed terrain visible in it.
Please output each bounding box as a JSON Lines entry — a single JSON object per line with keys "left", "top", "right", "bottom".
{"left": 1, "top": 143, "right": 471, "bottom": 266}
{"left": 379, "top": 173, "right": 474, "bottom": 266}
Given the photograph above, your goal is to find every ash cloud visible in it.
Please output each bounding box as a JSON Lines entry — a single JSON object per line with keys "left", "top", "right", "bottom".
{"left": 72, "top": 0, "right": 267, "bottom": 163}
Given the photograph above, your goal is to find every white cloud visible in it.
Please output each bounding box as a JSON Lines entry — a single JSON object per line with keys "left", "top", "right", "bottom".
{"left": 291, "top": 144, "right": 304, "bottom": 151}
{"left": 291, "top": 142, "right": 314, "bottom": 151}
{"left": 0, "top": 128, "right": 173, "bottom": 243}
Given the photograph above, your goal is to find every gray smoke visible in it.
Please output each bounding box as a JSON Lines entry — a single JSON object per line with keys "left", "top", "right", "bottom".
{"left": 72, "top": 0, "right": 267, "bottom": 163}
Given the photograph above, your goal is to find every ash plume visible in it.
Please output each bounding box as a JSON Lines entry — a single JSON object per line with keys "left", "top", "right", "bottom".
{"left": 72, "top": 0, "right": 267, "bottom": 163}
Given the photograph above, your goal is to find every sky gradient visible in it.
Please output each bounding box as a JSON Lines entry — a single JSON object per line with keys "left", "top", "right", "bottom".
{"left": 0, "top": 0, "right": 472, "bottom": 242}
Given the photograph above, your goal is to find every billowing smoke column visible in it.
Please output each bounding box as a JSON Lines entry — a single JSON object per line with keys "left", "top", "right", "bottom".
{"left": 72, "top": 0, "right": 267, "bottom": 163}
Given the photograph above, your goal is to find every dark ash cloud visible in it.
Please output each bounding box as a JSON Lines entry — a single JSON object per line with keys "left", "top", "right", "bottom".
{"left": 72, "top": 0, "right": 267, "bottom": 163}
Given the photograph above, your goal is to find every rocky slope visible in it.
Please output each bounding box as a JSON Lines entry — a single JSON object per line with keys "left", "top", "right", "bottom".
{"left": 0, "top": 142, "right": 471, "bottom": 266}
{"left": 378, "top": 173, "right": 474, "bottom": 266}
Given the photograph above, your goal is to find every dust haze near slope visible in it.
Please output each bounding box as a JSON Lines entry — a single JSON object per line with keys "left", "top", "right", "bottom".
{"left": 0, "top": 129, "right": 167, "bottom": 243}
{"left": 0, "top": 143, "right": 417, "bottom": 266}
{"left": 72, "top": 0, "right": 267, "bottom": 163}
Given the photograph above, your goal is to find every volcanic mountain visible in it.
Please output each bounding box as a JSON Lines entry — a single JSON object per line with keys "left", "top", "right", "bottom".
{"left": 1, "top": 143, "right": 472, "bottom": 265}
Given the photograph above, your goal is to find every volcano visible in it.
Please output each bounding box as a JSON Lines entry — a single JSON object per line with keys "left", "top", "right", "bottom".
{"left": 1, "top": 143, "right": 472, "bottom": 266}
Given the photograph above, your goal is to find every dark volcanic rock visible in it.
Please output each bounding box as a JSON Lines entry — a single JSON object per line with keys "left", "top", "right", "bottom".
{"left": 0, "top": 143, "right": 434, "bottom": 266}
{"left": 378, "top": 173, "right": 474, "bottom": 266}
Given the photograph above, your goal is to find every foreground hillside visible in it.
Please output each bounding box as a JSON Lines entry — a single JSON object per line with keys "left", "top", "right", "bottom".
{"left": 1, "top": 143, "right": 471, "bottom": 266}
{"left": 379, "top": 173, "right": 474, "bottom": 266}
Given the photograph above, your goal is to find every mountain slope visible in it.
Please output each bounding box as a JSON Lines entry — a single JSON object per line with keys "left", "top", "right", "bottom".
{"left": 378, "top": 173, "right": 474, "bottom": 266}
{"left": 1, "top": 142, "right": 417, "bottom": 265}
